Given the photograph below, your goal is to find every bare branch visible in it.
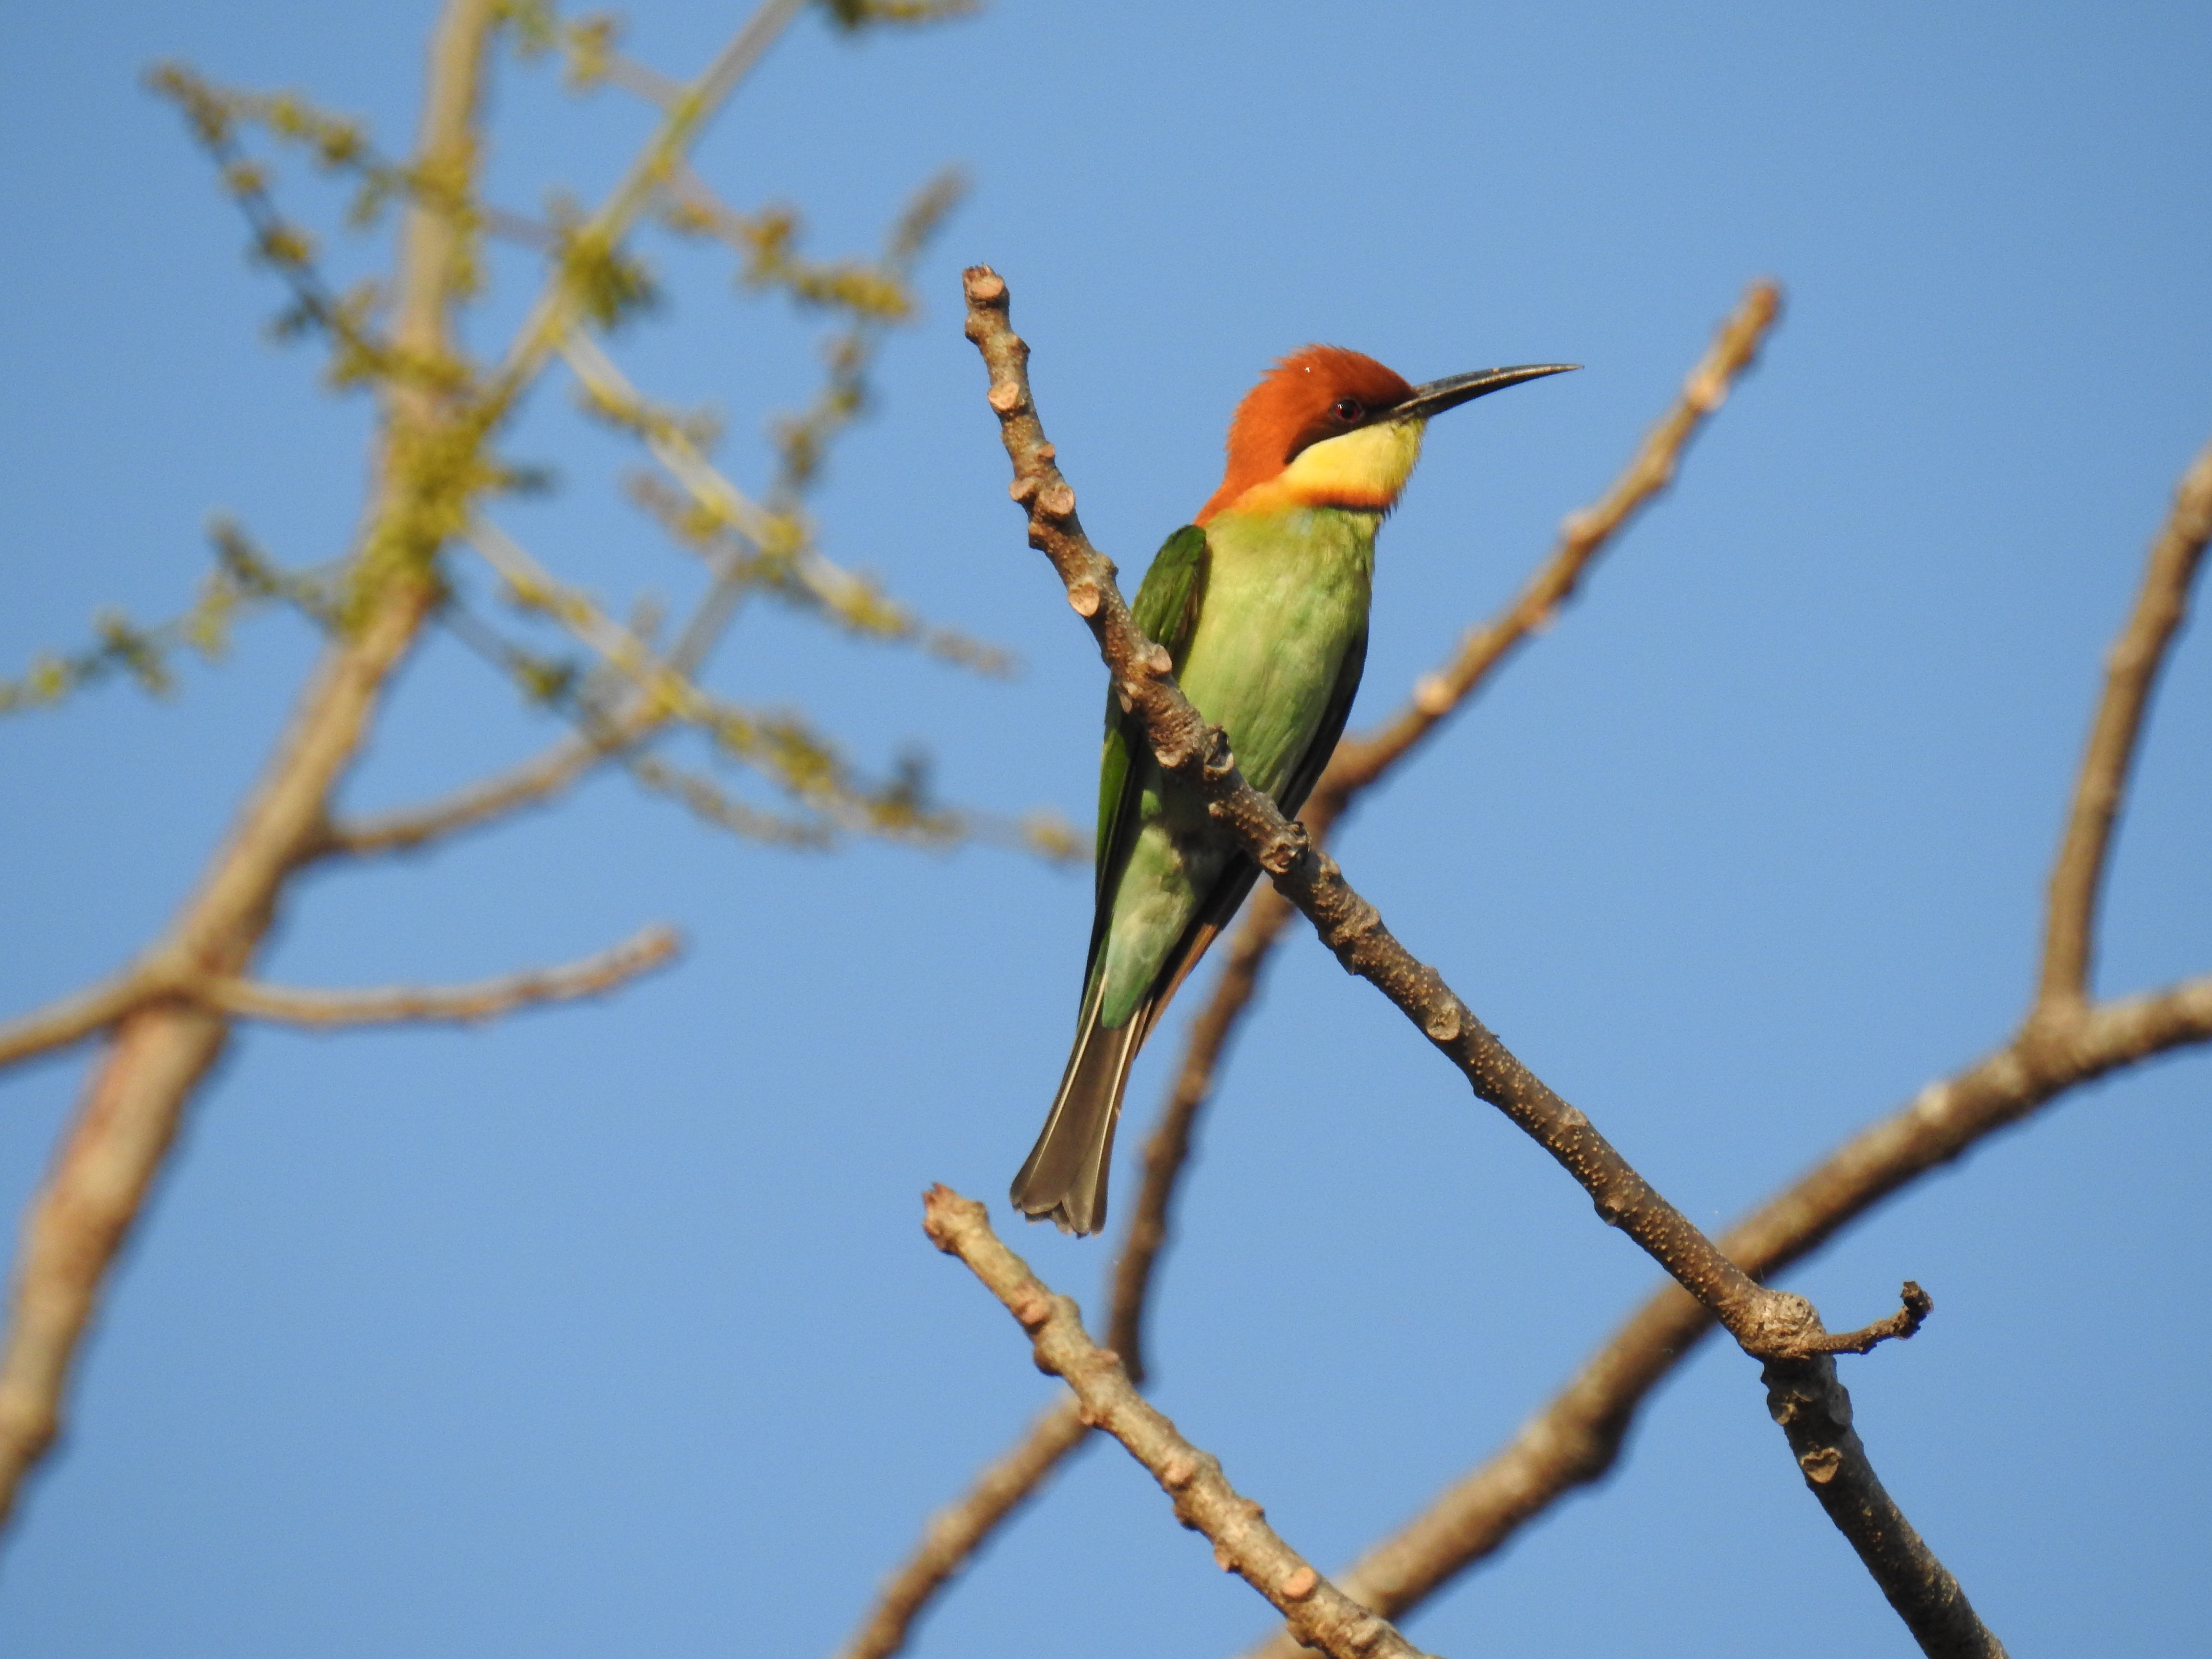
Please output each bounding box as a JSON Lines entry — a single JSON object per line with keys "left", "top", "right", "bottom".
{"left": 922, "top": 1188, "right": 1441, "bottom": 1659}
{"left": 193, "top": 924, "right": 678, "bottom": 1028}
{"left": 1807, "top": 1280, "right": 1933, "bottom": 1356}
{"left": 1242, "top": 974, "right": 2212, "bottom": 1659}
{"left": 0, "top": 970, "right": 167, "bottom": 1074}
{"left": 2038, "top": 433, "right": 2212, "bottom": 1008}
{"left": 963, "top": 264, "right": 2005, "bottom": 1657}
{"left": 833, "top": 1397, "right": 1090, "bottom": 1659}
{"left": 316, "top": 714, "right": 653, "bottom": 858}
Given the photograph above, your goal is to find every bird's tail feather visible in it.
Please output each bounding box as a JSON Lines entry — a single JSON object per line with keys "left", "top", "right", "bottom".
{"left": 1010, "top": 980, "right": 1148, "bottom": 1236}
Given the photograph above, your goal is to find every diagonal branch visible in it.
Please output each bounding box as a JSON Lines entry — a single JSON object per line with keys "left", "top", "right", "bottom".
{"left": 1250, "top": 973, "right": 2212, "bottom": 1659}
{"left": 1241, "top": 430, "right": 2212, "bottom": 1651}
{"left": 963, "top": 264, "right": 2004, "bottom": 1659}
{"left": 0, "top": 970, "right": 167, "bottom": 1074}
{"left": 315, "top": 714, "right": 655, "bottom": 859}
{"left": 195, "top": 924, "right": 679, "bottom": 1028}
{"left": 922, "top": 1187, "right": 1442, "bottom": 1659}
{"left": 2037, "top": 433, "right": 2212, "bottom": 1008}
{"left": 839, "top": 276, "right": 1780, "bottom": 1659}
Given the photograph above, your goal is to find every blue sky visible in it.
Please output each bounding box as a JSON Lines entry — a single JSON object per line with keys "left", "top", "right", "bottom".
{"left": 2, "top": 1, "right": 2208, "bottom": 1654}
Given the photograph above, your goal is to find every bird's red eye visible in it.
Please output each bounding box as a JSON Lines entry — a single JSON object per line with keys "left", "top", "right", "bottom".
{"left": 1333, "top": 397, "right": 1363, "bottom": 422}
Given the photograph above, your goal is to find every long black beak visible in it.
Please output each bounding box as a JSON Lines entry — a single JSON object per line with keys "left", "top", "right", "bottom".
{"left": 1393, "top": 363, "right": 1579, "bottom": 423}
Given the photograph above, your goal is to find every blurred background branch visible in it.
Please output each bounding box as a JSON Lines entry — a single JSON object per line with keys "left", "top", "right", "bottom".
{"left": 0, "top": 0, "right": 1051, "bottom": 1533}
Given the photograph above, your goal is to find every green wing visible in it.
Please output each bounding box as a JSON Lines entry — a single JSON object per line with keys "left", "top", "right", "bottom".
{"left": 1274, "top": 622, "right": 1367, "bottom": 826}
{"left": 1135, "top": 620, "right": 1368, "bottom": 1022}
{"left": 1084, "top": 524, "right": 1211, "bottom": 977}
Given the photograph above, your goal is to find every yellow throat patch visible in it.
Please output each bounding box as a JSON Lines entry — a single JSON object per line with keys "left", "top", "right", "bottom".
{"left": 1238, "top": 418, "right": 1427, "bottom": 517}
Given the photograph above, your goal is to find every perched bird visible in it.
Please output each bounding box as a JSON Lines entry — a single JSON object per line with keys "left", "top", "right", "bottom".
{"left": 1012, "top": 345, "right": 1575, "bottom": 1234}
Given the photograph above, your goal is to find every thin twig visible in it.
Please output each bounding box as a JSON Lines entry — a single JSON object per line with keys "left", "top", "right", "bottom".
{"left": 315, "top": 715, "right": 655, "bottom": 858}
{"left": 194, "top": 925, "right": 678, "bottom": 1028}
{"left": 2038, "top": 433, "right": 2212, "bottom": 1007}
{"left": 922, "top": 1187, "right": 1442, "bottom": 1659}
{"left": 486, "top": 0, "right": 807, "bottom": 411}
{"left": 0, "top": 970, "right": 165, "bottom": 1073}
{"left": 1812, "top": 1281, "right": 1933, "bottom": 1356}
{"left": 962, "top": 264, "right": 2002, "bottom": 1658}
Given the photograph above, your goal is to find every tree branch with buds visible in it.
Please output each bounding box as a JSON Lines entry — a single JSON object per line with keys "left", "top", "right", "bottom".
{"left": 961, "top": 263, "right": 2003, "bottom": 1659}
{"left": 923, "top": 1187, "right": 1442, "bottom": 1659}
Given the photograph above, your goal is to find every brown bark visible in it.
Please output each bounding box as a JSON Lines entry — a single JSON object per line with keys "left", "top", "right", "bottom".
{"left": 1248, "top": 974, "right": 2212, "bottom": 1657}
{"left": 923, "top": 1187, "right": 1442, "bottom": 1659}
{"left": 962, "top": 263, "right": 2006, "bottom": 1657}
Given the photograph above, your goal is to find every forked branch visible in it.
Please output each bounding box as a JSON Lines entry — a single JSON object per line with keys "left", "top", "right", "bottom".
{"left": 1245, "top": 986, "right": 2212, "bottom": 1659}
{"left": 0, "top": 0, "right": 811, "bottom": 1531}
{"left": 841, "top": 285, "right": 1788, "bottom": 1659}
{"left": 962, "top": 263, "right": 2002, "bottom": 1658}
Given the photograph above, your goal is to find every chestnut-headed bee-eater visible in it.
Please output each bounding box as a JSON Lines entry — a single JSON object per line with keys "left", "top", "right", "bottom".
{"left": 1012, "top": 345, "right": 1575, "bottom": 1234}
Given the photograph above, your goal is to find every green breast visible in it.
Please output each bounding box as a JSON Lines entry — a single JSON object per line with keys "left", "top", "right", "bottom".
{"left": 1176, "top": 504, "right": 1377, "bottom": 797}
{"left": 1089, "top": 504, "right": 1379, "bottom": 1030}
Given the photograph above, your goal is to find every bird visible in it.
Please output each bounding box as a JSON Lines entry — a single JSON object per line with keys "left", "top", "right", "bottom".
{"left": 1011, "top": 344, "right": 1575, "bottom": 1234}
